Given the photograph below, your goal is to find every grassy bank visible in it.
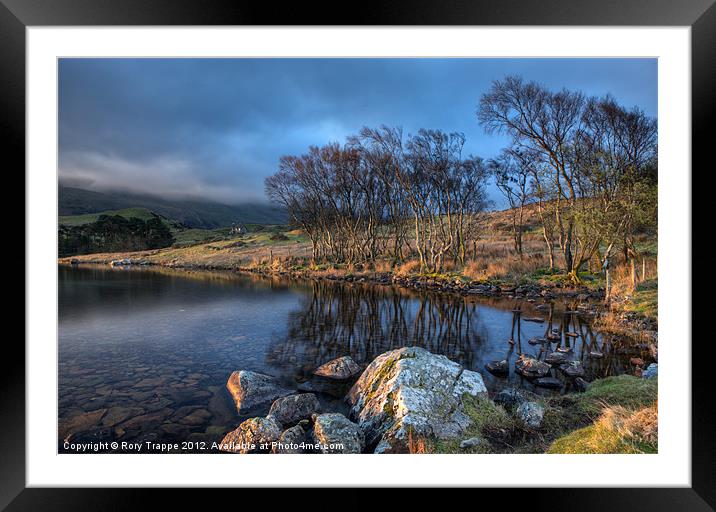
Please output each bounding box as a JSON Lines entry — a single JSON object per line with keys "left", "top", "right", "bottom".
{"left": 431, "top": 375, "right": 658, "bottom": 454}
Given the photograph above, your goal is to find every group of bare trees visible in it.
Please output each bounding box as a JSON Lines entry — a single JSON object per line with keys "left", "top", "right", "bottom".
{"left": 266, "top": 75, "right": 657, "bottom": 282}
{"left": 265, "top": 126, "right": 490, "bottom": 272}
{"left": 480, "top": 76, "right": 657, "bottom": 282}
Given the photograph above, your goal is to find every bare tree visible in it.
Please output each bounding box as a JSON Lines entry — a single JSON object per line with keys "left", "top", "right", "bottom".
{"left": 479, "top": 75, "right": 585, "bottom": 280}
{"left": 490, "top": 148, "right": 533, "bottom": 256}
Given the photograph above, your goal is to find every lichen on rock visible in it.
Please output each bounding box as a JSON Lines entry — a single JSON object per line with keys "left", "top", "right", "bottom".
{"left": 346, "top": 346, "right": 487, "bottom": 453}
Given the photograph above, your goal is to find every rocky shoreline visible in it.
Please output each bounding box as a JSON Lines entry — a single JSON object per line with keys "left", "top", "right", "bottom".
{"left": 63, "top": 256, "right": 603, "bottom": 302}
{"left": 215, "top": 347, "right": 658, "bottom": 454}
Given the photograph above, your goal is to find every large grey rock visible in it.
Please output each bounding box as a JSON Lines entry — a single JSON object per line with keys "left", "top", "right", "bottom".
{"left": 516, "top": 401, "right": 544, "bottom": 429}
{"left": 226, "top": 371, "right": 293, "bottom": 414}
{"left": 346, "top": 346, "right": 487, "bottom": 453}
{"left": 218, "top": 416, "right": 282, "bottom": 453}
{"left": 272, "top": 425, "right": 307, "bottom": 454}
{"left": 643, "top": 363, "right": 658, "bottom": 379}
{"left": 311, "top": 413, "right": 365, "bottom": 454}
{"left": 515, "top": 354, "right": 551, "bottom": 379}
{"left": 267, "top": 393, "right": 320, "bottom": 426}
{"left": 313, "top": 356, "right": 361, "bottom": 380}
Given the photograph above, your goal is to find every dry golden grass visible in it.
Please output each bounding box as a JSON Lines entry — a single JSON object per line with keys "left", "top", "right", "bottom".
{"left": 547, "top": 403, "right": 658, "bottom": 454}
{"left": 372, "top": 259, "right": 394, "bottom": 273}
{"left": 407, "top": 429, "right": 434, "bottom": 454}
{"left": 395, "top": 260, "right": 421, "bottom": 276}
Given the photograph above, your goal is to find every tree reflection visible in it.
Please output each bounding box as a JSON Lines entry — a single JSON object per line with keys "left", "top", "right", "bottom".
{"left": 266, "top": 281, "right": 487, "bottom": 374}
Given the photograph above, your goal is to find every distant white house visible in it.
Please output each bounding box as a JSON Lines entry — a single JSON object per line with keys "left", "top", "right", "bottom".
{"left": 230, "top": 223, "right": 247, "bottom": 235}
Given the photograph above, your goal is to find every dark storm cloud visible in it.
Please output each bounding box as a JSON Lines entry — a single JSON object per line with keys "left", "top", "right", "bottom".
{"left": 58, "top": 58, "right": 657, "bottom": 205}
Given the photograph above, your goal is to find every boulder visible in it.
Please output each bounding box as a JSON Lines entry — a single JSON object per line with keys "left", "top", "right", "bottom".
{"left": 267, "top": 393, "right": 320, "bottom": 426}
{"left": 313, "top": 356, "right": 361, "bottom": 380}
{"left": 226, "top": 371, "right": 293, "bottom": 414}
{"left": 272, "top": 425, "right": 307, "bottom": 454}
{"left": 514, "top": 354, "right": 551, "bottom": 379}
{"left": 493, "top": 388, "right": 526, "bottom": 409}
{"left": 311, "top": 413, "right": 365, "bottom": 454}
{"left": 218, "top": 416, "right": 282, "bottom": 453}
{"left": 485, "top": 359, "right": 509, "bottom": 376}
{"left": 346, "top": 347, "right": 487, "bottom": 453}
{"left": 559, "top": 361, "right": 586, "bottom": 378}
{"left": 545, "top": 351, "right": 570, "bottom": 366}
{"left": 643, "top": 363, "right": 658, "bottom": 379}
{"left": 516, "top": 401, "right": 544, "bottom": 429}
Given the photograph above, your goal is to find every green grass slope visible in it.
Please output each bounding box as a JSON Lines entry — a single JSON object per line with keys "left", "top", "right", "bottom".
{"left": 59, "top": 186, "right": 288, "bottom": 228}
{"left": 58, "top": 207, "right": 166, "bottom": 226}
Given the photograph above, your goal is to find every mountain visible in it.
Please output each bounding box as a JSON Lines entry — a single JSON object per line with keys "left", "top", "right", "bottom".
{"left": 58, "top": 186, "right": 287, "bottom": 228}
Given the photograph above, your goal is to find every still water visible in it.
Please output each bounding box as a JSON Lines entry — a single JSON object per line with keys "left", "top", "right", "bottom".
{"left": 58, "top": 264, "right": 646, "bottom": 452}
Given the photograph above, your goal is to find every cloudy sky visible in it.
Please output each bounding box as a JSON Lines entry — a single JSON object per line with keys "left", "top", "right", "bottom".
{"left": 59, "top": 58, "right": 657, "bottom": 206}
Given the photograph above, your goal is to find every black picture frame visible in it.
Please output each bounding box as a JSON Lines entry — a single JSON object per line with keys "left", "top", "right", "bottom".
{"left": 4, "top": 0, "right": 711, "bottom": 508}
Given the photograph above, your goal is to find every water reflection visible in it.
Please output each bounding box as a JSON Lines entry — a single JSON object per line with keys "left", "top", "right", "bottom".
{"left": 58, "top": 265, "right": 652, "bottom": 452}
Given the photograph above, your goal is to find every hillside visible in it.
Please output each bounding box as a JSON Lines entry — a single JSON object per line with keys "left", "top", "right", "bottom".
{"left": 58, "top": 186, "right": 287, "bottom": 228}
{"left": 58, "top": 207, "right": 182, "bottom": 228}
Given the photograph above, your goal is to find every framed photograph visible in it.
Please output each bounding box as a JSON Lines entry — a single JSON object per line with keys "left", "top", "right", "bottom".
{"left": 6, "top": 0, "right": 711, "bottom": 506}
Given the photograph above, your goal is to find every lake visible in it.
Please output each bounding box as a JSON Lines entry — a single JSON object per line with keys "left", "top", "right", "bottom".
{"left": 58, "top": 264, "right": 648, "bottom": 452}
